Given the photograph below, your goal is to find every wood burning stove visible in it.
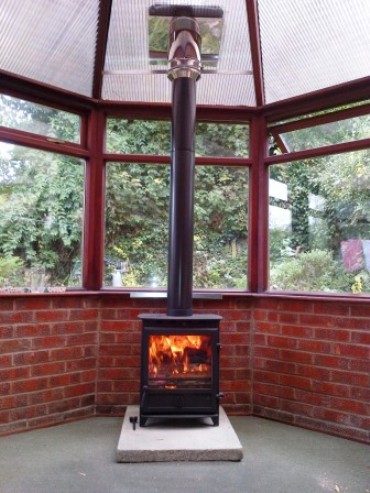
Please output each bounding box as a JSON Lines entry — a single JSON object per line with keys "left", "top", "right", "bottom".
{"left": 139, "top": 314, "right": 222, "bottom": 427}
{"left": 139, "top": 5, "right": 224, "bottom": 427}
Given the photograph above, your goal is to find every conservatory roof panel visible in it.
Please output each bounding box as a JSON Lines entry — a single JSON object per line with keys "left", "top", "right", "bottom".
{"left": 0, "top": 0, "right": 369, "bottom": 107}
{"left": 259, "top": 0, "right": 370, "bottom": 104}
{"left": 102, "top": 0, "right": 255, "bottom": 106}
{"left": 0, "top": 0, "right": 99, "bottom": 97}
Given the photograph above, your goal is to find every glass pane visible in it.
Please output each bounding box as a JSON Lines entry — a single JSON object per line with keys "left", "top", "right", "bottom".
{"left": 104, "top": 163, "right": 248, "bottom": 290}
{"left": 106, "top": 119, "right": 170, "bottom": 155}
{"left": 268, "top": 100, "right": 370, "bottom": 128}
{"left": 106, "top": 119, "right": 249, "bottom": 157}
{"left": 279, "top": 114, "right": 370, "bottom": 152}
{"left": 104, "top": 163, "right": 170, "bottom": 288}
{"left": 0, "top": 143, "right": 84, "bottom": 292}
{"left": 196, "top": 123, "right": 249, "bottom": 157}
{"left": 0, "top": 94, "right": 81, "bottom": 143}
{"left": 148, "top": 334, "right": 212, "bottom": 388}
{"left": 194, "top": 166, "right": 248, "bottom": 289}
{"left": 269, "top": 150, "right": 370, "bottom": 294}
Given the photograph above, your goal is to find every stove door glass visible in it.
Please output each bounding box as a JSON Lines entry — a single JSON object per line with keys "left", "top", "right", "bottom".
{"left": 148, "top": 334, "right": 212, "bottom": 389}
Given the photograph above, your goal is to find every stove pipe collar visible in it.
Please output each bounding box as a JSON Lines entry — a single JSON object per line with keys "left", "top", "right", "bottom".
{"left": 168, "top": 16, "right": 202, "bottom": 81}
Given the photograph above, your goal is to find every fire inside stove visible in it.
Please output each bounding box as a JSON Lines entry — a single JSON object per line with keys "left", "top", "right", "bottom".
{"left": 148, "top": 334, "right": 212, "bottom": 388}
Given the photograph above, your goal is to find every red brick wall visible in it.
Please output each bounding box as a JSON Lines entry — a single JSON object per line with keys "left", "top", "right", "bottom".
{"left": 0, "top": 293, "right": 369, "bottom": 443}
{"left": 253, "top": 298, "right": 370, "bottom": 443}
{"left": 217, "top": 298, "right": 252, "bottom": 415}
{"left": 96, "top": 296, "right": 147, "bottom": 415}
{"left": 0, "top": 295, "right": 99, "bottom": 435}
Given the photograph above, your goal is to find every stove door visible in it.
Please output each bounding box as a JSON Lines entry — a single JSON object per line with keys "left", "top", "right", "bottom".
{"left": 140, "top": 325, "right": 220, "bottom": 426}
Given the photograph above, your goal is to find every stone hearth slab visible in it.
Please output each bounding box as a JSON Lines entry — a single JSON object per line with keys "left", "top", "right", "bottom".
{"left": 116, "top": 406, "right": 243, "bottom": 462}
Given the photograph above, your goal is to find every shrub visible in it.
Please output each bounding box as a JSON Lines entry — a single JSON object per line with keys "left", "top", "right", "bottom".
{"left": 0, "top": 256, "right": 25, "bottom": 286}
{"left": 270, "top": 249, "right": 353, "bottom": 292}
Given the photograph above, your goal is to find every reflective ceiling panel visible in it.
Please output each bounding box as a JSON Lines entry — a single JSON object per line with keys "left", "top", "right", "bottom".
{"left": 102, "top": 0, "right": 255, "bottom": 106}
{"left": 0, "top": 0, "right": 99, "bottom": 97}
{"left": 259, "top": 0, "right": 370, "bottom": 103}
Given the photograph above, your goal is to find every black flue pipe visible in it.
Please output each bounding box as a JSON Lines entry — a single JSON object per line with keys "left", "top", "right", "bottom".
{"left": 167, "top": 76, "right": 197, "bottom": 317}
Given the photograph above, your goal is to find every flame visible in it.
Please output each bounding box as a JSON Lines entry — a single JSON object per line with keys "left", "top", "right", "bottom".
{"left": 148, "top": 334, "right": 211, "bottom": 381}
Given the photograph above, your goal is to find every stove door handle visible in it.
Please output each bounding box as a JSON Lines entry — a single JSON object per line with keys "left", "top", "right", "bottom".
{"left": 141, "top": 386, "right": 148, "bottom": 407}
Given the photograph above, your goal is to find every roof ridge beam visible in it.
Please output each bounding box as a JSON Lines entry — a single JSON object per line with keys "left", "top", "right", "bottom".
{"left": 93, "top": 0, "right": 113, "bottom": 99}
{"left": 245, "top": 0, "right": 265, "bottom": 107}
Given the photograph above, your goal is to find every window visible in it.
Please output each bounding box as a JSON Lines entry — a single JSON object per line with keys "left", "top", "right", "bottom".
{"left": 269, "top": 149, "right": 370, "bottom": 294}
{"left": 106, "top": 119, "right": 249, "bottom": 158}
{"left": 106, "top": 119, "right": 171, "bottom": 155}
{"left": 104, "top": 162, "right": 249, "bottom": 289}
{"left": 0, "top": 94, "right": 81, "bottom": 143}
{"left": 104, "top": 118, "right": 249, "bottom": 290}
{"left": 104, "top": 162, "right": 170, "bottom": 288}
{"left": 0, "top": 143, "right": 85, "bottom": 292}
{"left": 194, "top": 165, "right": 249, "bottom": 289}
{"left": 277, "top": 114, "right": 370, "bottom": 153}
{"left": 196, "top": 123, "right": 249, "bottom": 157}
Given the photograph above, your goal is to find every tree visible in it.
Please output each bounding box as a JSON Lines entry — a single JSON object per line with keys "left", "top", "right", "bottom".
{"left": 0, "top": 145, "right": 84, "bottom": 285}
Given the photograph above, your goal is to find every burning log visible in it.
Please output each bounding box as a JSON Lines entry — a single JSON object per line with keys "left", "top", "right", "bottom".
{"left": 148, "top": 334, "right": 212, "bottom": 381}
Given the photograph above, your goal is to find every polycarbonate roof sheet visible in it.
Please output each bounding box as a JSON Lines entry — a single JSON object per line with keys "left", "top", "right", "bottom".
{"left": 0, "top": 0, "right": 99, "bottom": 97}
{"left": 102, "top": 0, "right": 255, "bottom": 106}
{"left": 1, "top": 0, "right": 370, "bottom": 107}
{"left": 259, "top": 0, "right": 370, "bottom": 104}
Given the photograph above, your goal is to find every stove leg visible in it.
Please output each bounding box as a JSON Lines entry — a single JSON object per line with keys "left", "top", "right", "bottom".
{"left": 140, "top": 416, "right": 148, "bottom": 427}
{"left": 211, "top": 416, "right": 219, "bottom": 426}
